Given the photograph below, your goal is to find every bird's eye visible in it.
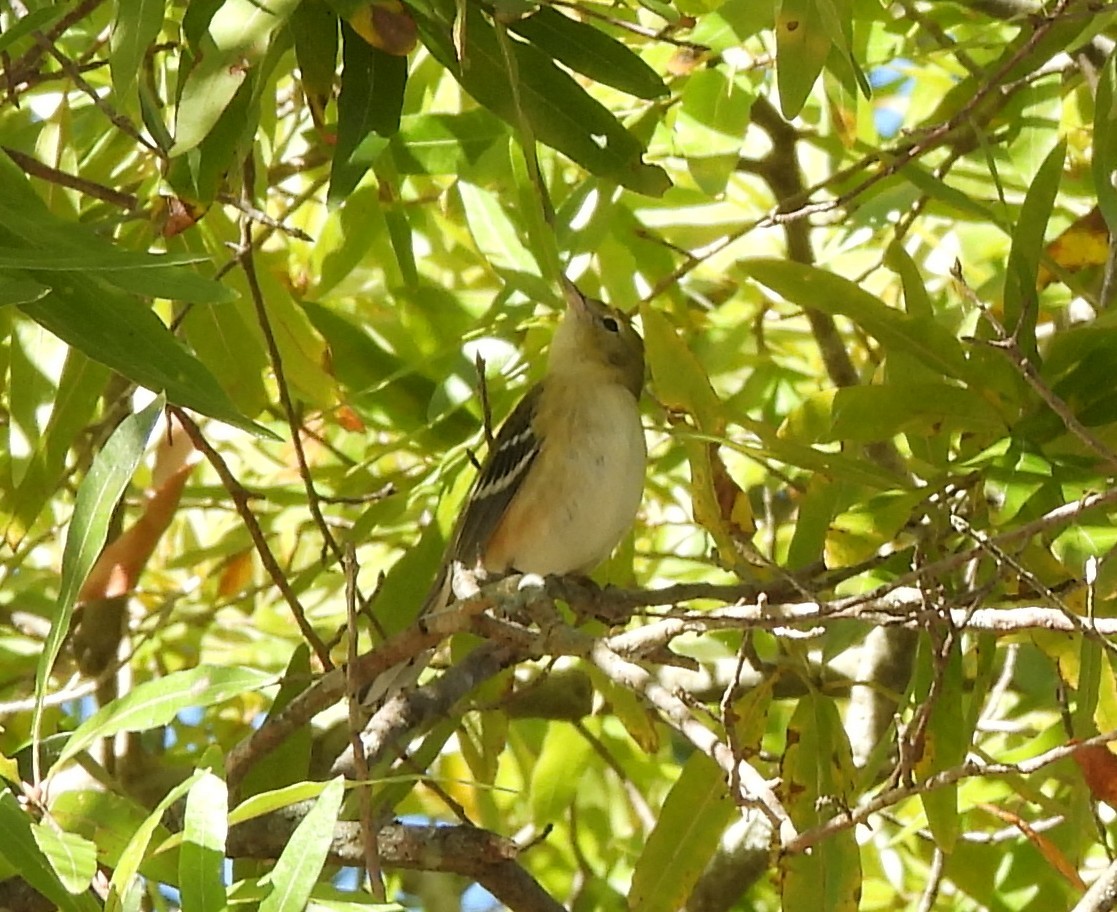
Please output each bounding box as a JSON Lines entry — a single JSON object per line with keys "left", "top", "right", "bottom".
{"left": 602, "top": 316, "right": 620, "bottom": 333}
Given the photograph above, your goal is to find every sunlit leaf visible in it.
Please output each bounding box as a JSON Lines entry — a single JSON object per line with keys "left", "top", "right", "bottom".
{"left": 259, "top": 777, "right": 345, "bottom": 912}
{"left": 629, "top": 751, "right": 735, "bottom": 912}
{"left": 53, "top": 666, "right": 278, "bottom": 773}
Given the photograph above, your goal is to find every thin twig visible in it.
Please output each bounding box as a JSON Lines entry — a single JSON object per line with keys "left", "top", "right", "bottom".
{"left": 2, "top": 146, "right": 140, "bottom": 210}
{"left": 38, "top": 37, "right": 160, "bottom": 155}
{"left": 588, "top": 637, "right": 797, "bottom": 844}
{"left": 237, "top": 155, "right": 342, "bottom": 563}
{"left": 786, "top": 726, "right": 1117, "bottom": 853}
{"left": 344, "top": 545, "right": 385, "bottom": 899}
{"left": 169, "top": 407, "right": 334, "bottom": 669}
{"left": 915, "top": 847, "right": 946, "bottom": 912}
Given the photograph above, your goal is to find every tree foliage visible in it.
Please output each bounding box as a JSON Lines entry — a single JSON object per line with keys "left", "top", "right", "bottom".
{"left": 3, "top": 0, "right": 1117, "bottom": 909}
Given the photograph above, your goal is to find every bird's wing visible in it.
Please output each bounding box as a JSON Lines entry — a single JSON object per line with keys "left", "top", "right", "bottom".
{"left": 450, "top": 383, "right": 544, "bottom": 570}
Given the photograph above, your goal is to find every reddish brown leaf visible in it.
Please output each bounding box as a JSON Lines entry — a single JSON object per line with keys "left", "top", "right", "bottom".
{"left": 1072, "top": 741, "right": 1117, "bottom": 807}
{"left": 978, "top": 803, "right": 1085, "bottom": 891}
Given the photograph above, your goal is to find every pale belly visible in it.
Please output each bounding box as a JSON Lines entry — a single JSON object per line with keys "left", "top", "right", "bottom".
{"left": 484, "top": 387, "right": 646, "bottom": 575}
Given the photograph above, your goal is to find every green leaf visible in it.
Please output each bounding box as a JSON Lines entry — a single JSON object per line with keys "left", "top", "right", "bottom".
{"left": 641, "top": 304, "right": 723, "bottom": 430}
{"left": 50, "top": 790, "right": 180, "bottom": 886}
{"left": 0, "top": 189, "right": 234, "bottom": 306}
{"left": 0, "top": 247, "right": 234, "bottom": 305}
{"left": 172, "top": 0, "right": 301, "bottom": 155}
{"left": 106, "top": 772, "right": 207, "bottom": 912}
{"left": 31, "top": 823, "right": 98, "bottom": 895}
{"left": 251, "top": 269, "right": 336, "bottom": 407}
{"left": 389, "top": 110, "right": 506, "bottom": 175}
{"left": 1094, "top": 51, "right": 1117, "bottom": 235}
{"left": 782, "top": 382, "right": 1005, "bottom": 444}
{"left": 0, "top": 790, "right": 99, "bottom": 912}
{"left": 787, "top": 474, "right": 845, "bottom": 569}
{"left": 110, "top": 0, "right": 165, "bottom": 96}
{"left": 33, "top": 397, "right": 162, "bottom": 768}
{"left": 529, "top": 723, "right": 594, "bottom": 826}
{"left": 629, "top": 751, "right": 735, "bottom": 912}
{"left": 885, "top": 240, "right": 932, "bottom": 318}
{"left": 508, "top": 8, "right": 667, "bottom": 100}
{"left": 291, "top": 0, "right": 339, "bottom": 99}
{"left": 329, "top": 25, "right": 408, "bottom": 202}
{"left": 238, "top": 646, "right": 314, "bottom": 798}
{"left": 676, "top": 67, "right": 754, "bottom": 158}
{"left": 914, "top": 639, "right": 967, "bottom": 852}
{"left": 20, "top": 279, "right": 262, "bottom": 435}
{"left": 900, "top": 163, "right": 1001, "bottom": 222}
{"left": 0, "top": 7, "right": 64, "bottom": 55}
{"left": 1003, "top": 139, "right": 1064, "bottom": 358}
{"left": 230, "top": 780, "right": 334, "bottom": 825}
{"left": 4, "top": 350, "right": 109, "bottom": 538}
{"left": 410, "top": 0, "right": 669, "bottom": 195}
{"left": 52, "top": 666, "right": 278, "bottom": 773}
{"left": 688, "top": 0, "right": 770, "bottom": 53}
{"left": 780, "top": 693, "right": 861, "bottom": 911}
{"left": 181, "top": 769, "right": 229, "bottom": 912}
{"left": 0, "top": 270, "right": 49, "bottom": 306}
{"left": 744, "top": 258, "right": 976, "bottom": 384}
{"left": 180, "top": 301, "right": 270, "bottom": 416}
{"left": 775, "top": 0, "right": 831, "bottom": 119}
{"left": 259, "top": 777, "right": 345, "bottom": 912}
{"left": 720, "top": 431, "right": 905, "bottom": 490}
{"left": 171, "top": 47, "right": 250, "bottom": 156}
{"left": 459, "top": 181, "right": 539, "bottom": 275}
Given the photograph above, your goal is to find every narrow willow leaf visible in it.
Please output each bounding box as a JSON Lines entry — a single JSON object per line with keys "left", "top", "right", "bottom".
{"left": 744, "top": 258, "right": 975, "bottom": 385}
{"left": 410, "top": 0, "right": 669, "bottom": 195}
{"left": 459, "top": 181, "right": 538, "bottom": 275}
{"left": 259, "top": 777, "right": 345, "bottom": 912}
{"left": 1094, "top": 51, "right": 1117, "bottom": 234}
{"left": 52, "top": 666, "right": 278, "bottom": 774}
{"left": 885, "top": 240, "right": 932, "bottom": 317}
{"left": 629, "top": 751, "right": 735, "bottom": 912}
{"left": 110, "top": 0, "right": 165, "bottom": 96}
{"left": 230, "top": 781, "right": 333, "bottom": 826}
{"left": 33, "top": 398, "right": 162, "bottom": 773}
{"left": 181, "top": 770, "right": 229, "bottom": 912}
{"left": 0, "top": 271, "right": 49, "bottom": 306}
{"left": 0, "top": 7, "right": 63, "bottom": 54}
{"left": 640, "top": 304, "right": 723, "bottom": 430}
{"left": 181, "top": 302, "right": 270, "bottom": 416}
{"left": 388, "top": 109, "right": 504, "bottom": 177}
{"left": 780, "top": 694, "right": 861, "bottom": 911}
{"left": 508, "top": 8, "right": 667, "bottom": 100}
{"left": 0, "top": 214, "right": 233, "bottom": 305}
{"left": 329, "top": 24, "right": 408, "bottom": 202}
{"left": 775, "top": 0, "right": 831, "bottom": 118}
{"left": 0, "top": 791, "right": 98, "bottom": 912}
{"left": 172, "top": 0, "right": 301, "bottom": 155}
{"left": 1003, "top": 139, "right": 1065, "bottom": 358}
{"left": 292, "top": 0, "right": 339, "bottom": 99}
{"left": 31, "top": 823, "right": 98, "bottom": 895}
{"left": 785, "top": 382, "right": 1006, "bottom": 444}
{"left": 21, "top": 278, "right": 265, "bottom": 435}
{"left": 106, "top": 773, "right": 205, "bottom": 912}
{"left": 529, "top": 723, "right": 593, "bottom": 826}
{"left": 915, "top": 639, "right": 966, "bottom": 851}
{"left": 238, "top": 645, "right": 314, "bottom": 798}
{"left": 787, "top": 473, "right": 845, "bottom": 569}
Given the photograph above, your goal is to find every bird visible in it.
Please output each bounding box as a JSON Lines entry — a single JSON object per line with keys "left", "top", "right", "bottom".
{"left": 365, "top": 280, "right": 647, "bottom": 705}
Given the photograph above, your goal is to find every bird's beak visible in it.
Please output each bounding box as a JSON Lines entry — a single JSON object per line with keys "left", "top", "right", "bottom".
{"left": 560, "top": 276, "right": 588, "bottom": 317}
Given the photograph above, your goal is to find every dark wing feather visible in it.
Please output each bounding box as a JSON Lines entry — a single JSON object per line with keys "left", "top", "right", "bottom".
{"left": 450, "top": 383, "right": 543, "bottom": 567}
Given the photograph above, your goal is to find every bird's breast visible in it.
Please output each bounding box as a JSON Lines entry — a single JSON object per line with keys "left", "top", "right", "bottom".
{"left": 482, "top": 383, "right": 646, "bottom": 576}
